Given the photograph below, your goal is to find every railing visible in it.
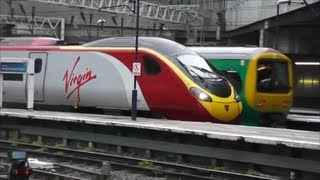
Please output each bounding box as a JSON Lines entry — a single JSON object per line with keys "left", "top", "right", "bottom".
{"left": 0, "top": 14, "right": 65, "bottom": 40}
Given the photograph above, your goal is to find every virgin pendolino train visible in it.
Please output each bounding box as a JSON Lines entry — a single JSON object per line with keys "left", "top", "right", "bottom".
{"left": 0, "top": 37, "right": 242, "bottom": 123}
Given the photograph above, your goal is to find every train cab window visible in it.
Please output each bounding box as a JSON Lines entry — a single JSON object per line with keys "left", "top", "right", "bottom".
{"left": 34, "top": 58, "right": 42, "bottom": 73}
{"left": 257, "top": 60, "right": 290, "bottom": 93}
{"left": 143, "top": 55, "right": 161, "bottom": 75}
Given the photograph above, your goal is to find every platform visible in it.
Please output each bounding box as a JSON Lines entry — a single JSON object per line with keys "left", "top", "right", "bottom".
{"left": 287, "top": 107, "right": 320, "bottom": 123}
{"left": 0, "top": 108, "right": 319, "bottom": 150}
{"left": 290, "top": 107, "right": 320, "bottom": 115}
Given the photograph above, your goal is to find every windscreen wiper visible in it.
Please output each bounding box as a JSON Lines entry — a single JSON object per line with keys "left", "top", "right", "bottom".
{"left": 179, "top": 62, "right": 205, "bottom": 83}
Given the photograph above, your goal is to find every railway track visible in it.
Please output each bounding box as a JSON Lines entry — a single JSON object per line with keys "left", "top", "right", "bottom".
{"left": 1, "top": 112, "right": 319, "bottom": 179}
{"left": 0, "top": 140, "right": 278, "bottom": 180}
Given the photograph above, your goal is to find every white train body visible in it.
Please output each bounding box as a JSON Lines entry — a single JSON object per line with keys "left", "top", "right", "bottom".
{"left": 1, "top": 50, "right": 149, "bottom": 110}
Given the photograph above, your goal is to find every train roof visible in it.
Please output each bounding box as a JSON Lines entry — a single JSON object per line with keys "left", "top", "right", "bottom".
{"left": 0, "top": 37, "right": 60, "bottom": 46}
{"left": 82, "top": 37, "right": 194, "bottom": 57}
{"left": 189, "top": 47, "right": 278, "bottom": 60}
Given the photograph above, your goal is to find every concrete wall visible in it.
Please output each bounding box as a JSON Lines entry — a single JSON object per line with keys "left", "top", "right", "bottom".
{"left": 224, "top": 0, "right": 319, "bottom": 31}
{"left": 265, "top": 28, "right": 320, "bottom": 55}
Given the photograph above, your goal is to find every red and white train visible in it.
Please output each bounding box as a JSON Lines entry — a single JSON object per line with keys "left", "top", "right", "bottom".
{"left": 0, "top": 37, "right": 242, "bottom": 123}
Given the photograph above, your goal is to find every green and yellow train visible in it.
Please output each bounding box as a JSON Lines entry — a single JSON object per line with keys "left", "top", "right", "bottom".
{"left": 190, "top": 47, "right": 293, "bottom": 126}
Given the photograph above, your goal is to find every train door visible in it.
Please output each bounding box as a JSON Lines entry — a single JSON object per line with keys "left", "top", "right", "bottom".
{"left": 29, "top": 52, "right": 47, "bottom": 102}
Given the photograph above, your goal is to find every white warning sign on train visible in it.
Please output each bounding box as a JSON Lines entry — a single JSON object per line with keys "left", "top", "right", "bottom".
{"left": 132, "top": 62, "right": 141, "bottom": 76}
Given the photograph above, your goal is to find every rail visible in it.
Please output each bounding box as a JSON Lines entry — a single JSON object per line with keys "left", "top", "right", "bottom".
{"left": 0, "top": 141, "right": 279, "bottom": 180}
{"left": 0, "top": 115, "right": 319, "bottom": 179}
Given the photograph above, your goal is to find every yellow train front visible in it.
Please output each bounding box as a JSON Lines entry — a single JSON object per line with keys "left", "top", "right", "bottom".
{"left": 245, "top": 50, "right": 293, "bottom": 125}
{"left": 168, "top": 53, "right": 243, "bottom": 123}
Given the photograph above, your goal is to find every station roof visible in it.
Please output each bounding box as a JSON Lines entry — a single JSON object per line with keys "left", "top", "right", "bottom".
{"left": 224, "top": 1, "right": 320, "bottom": 38}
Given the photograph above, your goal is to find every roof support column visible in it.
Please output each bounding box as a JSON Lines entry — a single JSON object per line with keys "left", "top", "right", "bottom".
{"left": 259, "top": 21, "right": 269, "bottom": 47}
{"left": 259, "top": 29, "right": 264, "bottom": 47}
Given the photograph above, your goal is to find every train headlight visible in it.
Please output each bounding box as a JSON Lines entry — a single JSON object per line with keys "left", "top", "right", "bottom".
{"left": 190, "top": 87, "right": 212, "bottom": 102}
{"left": 235, "top": 94, "right": 241, "bottom": 102}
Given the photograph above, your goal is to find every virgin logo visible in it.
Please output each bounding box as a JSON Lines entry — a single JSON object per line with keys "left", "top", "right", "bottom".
{"left": 63, "top": 56, "right": 97, "bottom": 102}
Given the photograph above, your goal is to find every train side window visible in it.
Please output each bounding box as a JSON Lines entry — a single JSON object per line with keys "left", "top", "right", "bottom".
{"left": 223, "top": 70, "right": 242, "bottom": 94}
{"left": 34, "top": 58, "right": 42, "bottom": 73}
{"left": 3, "top": 74, "right": 23, "bottom": 81}
{"left": 143, "top": 55, "right": 161, "bottom": 75}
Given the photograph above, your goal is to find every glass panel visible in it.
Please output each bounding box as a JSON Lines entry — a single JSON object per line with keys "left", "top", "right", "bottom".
{"left": 177, "top": 54, "right": 219, "bottom": 80}
{"left": 257, "top": 59, "right": 290, "bottom": 93}
{"left": 177, "top": 54, "right": 232, "bottom": 97}
{"left": 224, "top": 70, "right": 242, "bottom": 94}
{"left": 143, "top": 55, "right": 161, "bottom": 75}
{"left": 35, "top": 58, "right": 42, "bottom": 73}
{"left": 8, "top": 151, "right": 27, "bottom": 160}
{"left": 4, "top": 74, "right": 23, "bottom": 81}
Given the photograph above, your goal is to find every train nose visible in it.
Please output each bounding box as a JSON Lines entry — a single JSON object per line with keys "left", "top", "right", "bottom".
{"left": 203, "top": 78, "right": 242, "bottom": 122}
{"left": 210, "top": 100, "right": 243, "bottom": 122}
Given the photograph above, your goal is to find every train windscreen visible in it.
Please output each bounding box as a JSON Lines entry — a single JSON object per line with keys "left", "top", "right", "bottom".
{"left": 256, "top": 59, "right": 290, "bottom": 93}
{"left": 177, "top": 54, "right": 217, "bottom": 79}
{"left": 177, "top": 54, "right": 232, "bottom": 97}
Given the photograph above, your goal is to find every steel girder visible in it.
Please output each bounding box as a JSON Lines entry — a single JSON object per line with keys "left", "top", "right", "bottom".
{"left": 0, "top": 14, "right": 64, "bottom": 39}
{"left": 30, "top": 0, "right": 199, "bottom": 24}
